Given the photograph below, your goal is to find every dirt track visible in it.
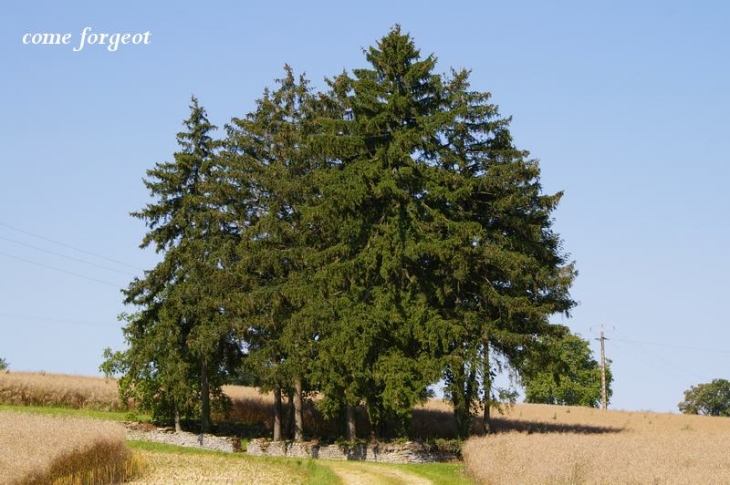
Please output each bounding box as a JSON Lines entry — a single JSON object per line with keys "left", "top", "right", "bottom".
{"left": 324, "top": 461, "right": 432, "bottom": 485}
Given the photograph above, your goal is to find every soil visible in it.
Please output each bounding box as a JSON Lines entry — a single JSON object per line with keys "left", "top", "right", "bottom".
{"left": 325, "top": 461, "right": 433, "bottom": 485}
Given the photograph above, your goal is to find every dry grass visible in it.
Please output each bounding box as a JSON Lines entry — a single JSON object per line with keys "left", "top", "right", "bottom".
{"left": 223, "top": 385, "right": 459, "bottom": 441}
{"left": 0, "top": 373, "right": 458, "bottom": 440}
{"left": 463, "top": 403, "right": 730, "bottom": 484}
{"left": 221, "top": 385, "right": 273, "bottom": 425}
{"left": 0, "top": 372, "right": 127, "bottom": 412}
{"left": 0, "top": 410, "right": 142, "bottom": 485}
{"left": 221, "top": 385, "right": 343, "bottom": 438}
{"left": 411, "top": 398, "right": 463, "bottom": 439}
{"left": 124, "top": 448, "right": 307, "bottom": 485}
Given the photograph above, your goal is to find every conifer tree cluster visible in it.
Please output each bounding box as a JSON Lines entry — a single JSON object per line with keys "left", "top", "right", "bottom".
{"left": 104, "top": 26, "right": 576, "bottom": 440}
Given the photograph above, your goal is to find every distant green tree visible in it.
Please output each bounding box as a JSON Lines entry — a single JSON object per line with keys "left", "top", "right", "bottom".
{"left": 517, "top": 328, "right": 611, "bottom": 407}
{"left": 679, "top": 379, "right": 730, "bottom": 416}
{"left": 0, "top": 358, "right": 8, "bottom": 371}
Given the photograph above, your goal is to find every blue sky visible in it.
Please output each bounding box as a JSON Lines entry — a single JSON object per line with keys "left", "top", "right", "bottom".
{"left": 2, "top": 0, "right": 729, "bottom": 413}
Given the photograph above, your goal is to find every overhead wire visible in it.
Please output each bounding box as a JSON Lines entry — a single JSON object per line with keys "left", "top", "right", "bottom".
{"left": 0, "top": 235, "right": 138, "bottom": 277}
{"left": 0, "top": 250, "right": 124, "bottom": 288}
{"left": 0, "top": 221, "right": 144, "bottom": 271}
{"left": 609, "top": 338, "right": 706, "bottom": 381}
{"left": 608, "top": 328, "right": 713, "bottom": 381}
{"left": 0, "top": 223, "right": 152, "bottom": 330}
{"left": 0, "top": 312, "right": 119, "bottom": 328}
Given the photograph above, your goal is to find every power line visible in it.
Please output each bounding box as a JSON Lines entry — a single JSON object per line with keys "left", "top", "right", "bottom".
{"left": 0, "top": 235, "right": 137, "bottom": 277}
{"left": 0, "top": 312, "right": 118, "bottom": 328}
{"left": 0, "top": 221, "right": 144, "bottom": 271}
{"left": 611, "top": 337, "right": 730, "bottom": 355}
{"left": 610, "top": 339, "right": 706, "bottom": 381}
{"left": 0, "top": 251, "right": 123, "bottom": 288}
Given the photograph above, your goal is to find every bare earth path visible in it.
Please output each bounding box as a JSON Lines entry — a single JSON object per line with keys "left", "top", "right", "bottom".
{"left": 324, "top": 461, "right": 433, "bottom": 485}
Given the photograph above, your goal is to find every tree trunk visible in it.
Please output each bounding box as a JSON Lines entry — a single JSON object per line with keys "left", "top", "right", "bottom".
{"left": 174, "top": 401, "right": 182, "bottom": 433}
{"left": 345, "top": 403, "right": 357, "bottom": 441}
{"left": 450, "top": 364, "right": 470, "bottom": 439}
{"left": 293, "top": 377, "right": 304, "bottom": 442}
{"left": 273, "top": 385, "right": 282, "bottom": 441}
{"left": 200, "top": 358, "right": 211, "bottom": 434}
{"left": 285, "top": 390, "right": 294, "bottom": 439}
{"left": 482, "top": 339, "right": 492, "bottom": 434}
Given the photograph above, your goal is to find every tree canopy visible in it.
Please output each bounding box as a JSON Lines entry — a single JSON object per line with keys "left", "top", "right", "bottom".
{"left": 104, "top": 26, "right": 576, "bottom": 440}
{"left": 517, "top": 328, "right": 611, "bottom": 407}
{"left": 679, "top": 379, "right": 730, "bottom": 417}
{"left": 103, "top": 97, "right": 241, "bottom": 432}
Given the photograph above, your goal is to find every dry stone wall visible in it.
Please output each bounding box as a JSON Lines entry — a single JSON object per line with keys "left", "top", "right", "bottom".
{"left": 125, "top": 423, "right": 240, "bottom": 453}
{"left": 246, "top": 439, "right": 458, "bottom": 464}
{"left": 124, "top": 423, "right": 457, "bottom": 463}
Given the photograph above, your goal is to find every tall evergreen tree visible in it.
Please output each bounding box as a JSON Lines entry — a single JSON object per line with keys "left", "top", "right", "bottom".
{"left": 315, "top": 26, "right": 576, "bottom": 438}
{"left": 108, "top": 97, "right": 242, "bottom": 432}
{"left": 431, "top": 69, "right": 576, "bottom": 435}
{"left": 307, "top": 27, "right": 456, "bottom": 439}
{"left": 225, "top": 67, "right": 324, "bottom": 441}
{"left": 108, "top": 26, "right": 577, "bottom": 442}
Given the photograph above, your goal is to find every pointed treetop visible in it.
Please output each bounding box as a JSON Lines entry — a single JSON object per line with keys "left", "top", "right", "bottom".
{"left": 362, "top": 25, "right": 437, "bottom": 88}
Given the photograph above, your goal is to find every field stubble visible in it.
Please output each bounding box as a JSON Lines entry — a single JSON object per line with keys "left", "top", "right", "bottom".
{"left": 11, "top": 372, "right": 730, "bottom": 484}
{"left": 463, "top": 403, "right": 730, "bottom": 484}
{"left": 123, "top": 447, "right": 307, "bottom": 485}
{"left": 0, "top": 411, "right": 141, "bottom": 484}
{"left": 0, "top": 372, "right": 125, "bottom": 411}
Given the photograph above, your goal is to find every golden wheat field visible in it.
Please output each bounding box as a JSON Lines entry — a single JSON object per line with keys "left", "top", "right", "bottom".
{"left": 7, "top": 372, "right": 730, "bottom": 484}
{"left": 0, "top": 411, "right": 141, "bottom": 485}
{"left": 123, "top": 448, "right": 307, "bottom": 485}
{"left": 463, "top": 403, "right": 730, "bottom": 485}
{"left": 0, "top": 372, "right": 124, "bottom": 411}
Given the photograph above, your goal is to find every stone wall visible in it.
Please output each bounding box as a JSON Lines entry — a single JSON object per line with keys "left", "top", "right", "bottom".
{"left": 246, "top": 439, "right": 458, "bottom": 464}
{"left": 124, "top": 422, "right": 457, "bottom": 463}
{"left": 125, "top": 423, "right": 240, "bottom": 453}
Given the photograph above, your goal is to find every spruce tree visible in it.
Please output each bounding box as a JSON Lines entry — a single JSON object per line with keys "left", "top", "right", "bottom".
{"left": 427, "top": 57, "right": 576, "bottom": 438}
{"left": 109, "top": 27, "right": 577, "bottom": 441}
{"left": 315, "top": 26, "right": 576, "bottom": 438}
{"left": 111, "top": 97, "right": 241, "bottom": 432}
{"left": 225, "top": 67, "right": 324, "bottom": 441}
{"left": 308, "top": 27, "right": 452, "bottom": 439}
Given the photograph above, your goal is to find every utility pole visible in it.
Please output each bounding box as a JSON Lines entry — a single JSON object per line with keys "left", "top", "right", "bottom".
{"left": 598, "top": 331, "right": 608, "bottom": 410}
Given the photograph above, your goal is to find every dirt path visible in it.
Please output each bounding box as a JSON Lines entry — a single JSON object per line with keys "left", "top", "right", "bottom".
{"left": 324, "top": 461, "right": 433, "bottom": 485}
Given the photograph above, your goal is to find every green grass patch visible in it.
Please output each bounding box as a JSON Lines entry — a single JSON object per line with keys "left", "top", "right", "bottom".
{"left": 304, "top": 459, "right": 342, "bottom": 485}
{"left": 127, "top": 440, "right": 234, "bottom": 456}
{"left": 395, "top": 462, "right": 475, "bottom": 485}
{"left": 128, "top": 440, "right": 338, "bottom": 484}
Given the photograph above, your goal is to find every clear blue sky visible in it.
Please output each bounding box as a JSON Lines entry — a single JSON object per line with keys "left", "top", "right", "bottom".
{"left": 2, "top": 0, "right": 729, "bottom": 413}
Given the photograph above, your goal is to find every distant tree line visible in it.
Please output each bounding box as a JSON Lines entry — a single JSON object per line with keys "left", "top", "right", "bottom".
{"left": 102, "top": 26, "right": 599, "bottom": 440}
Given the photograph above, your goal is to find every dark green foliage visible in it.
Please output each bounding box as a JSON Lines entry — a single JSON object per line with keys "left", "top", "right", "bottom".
{"left": 224, "top": 66, "right": 324, "bottom": 441}
{"left": 306, "top": 26, "right": 574, "bottom": 438}
{"left": 679, "top": 379, "right": 730, "bottom": 416}
{"left": 108, "top": 26, "right": 576, "bottom": 440}
{"left": 105, "top": 97, "right": 241, "bottom": 431}
{"left": 0, "top": 358, "right": 8, "bottom": 371}
{"left": 517, "top": 328, "right": 611, "bottom": 407}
